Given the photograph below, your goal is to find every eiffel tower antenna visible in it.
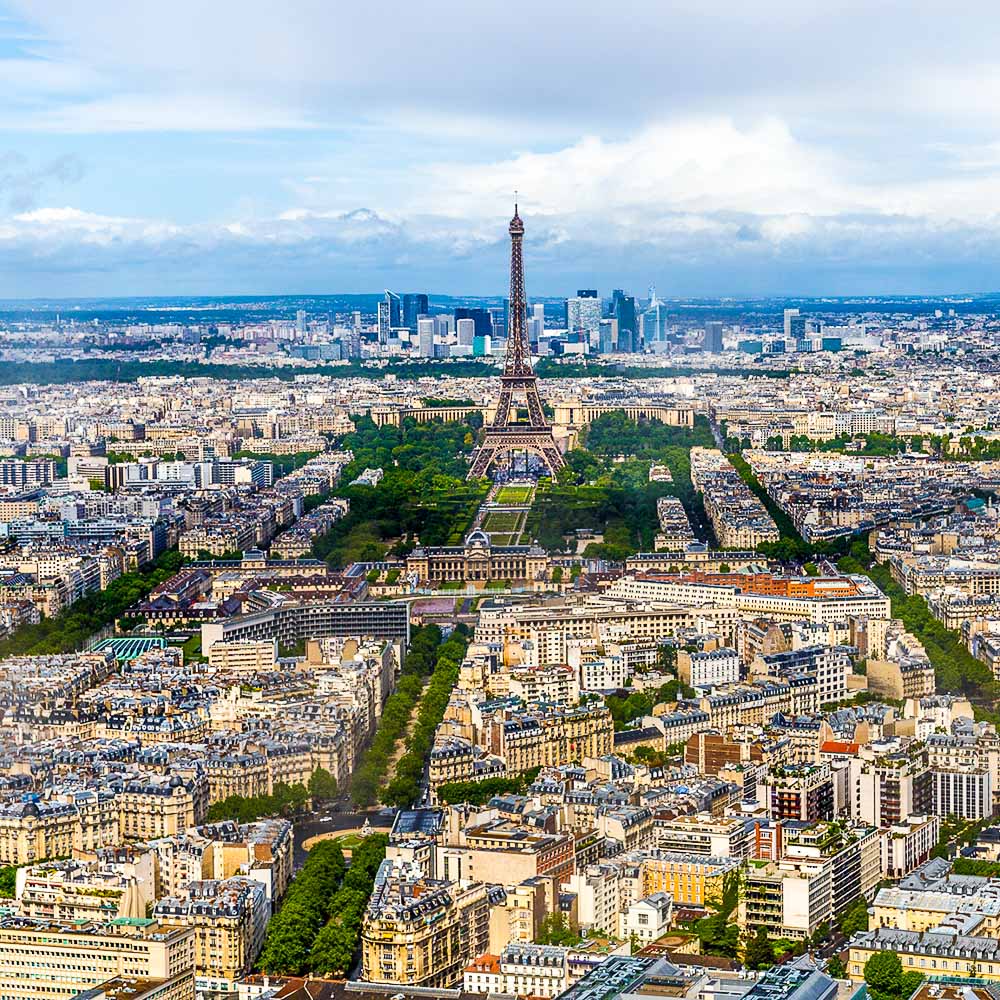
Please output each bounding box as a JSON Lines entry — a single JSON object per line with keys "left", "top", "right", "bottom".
{"left": 467, "top": 204, "right": 565, "bottom": 480}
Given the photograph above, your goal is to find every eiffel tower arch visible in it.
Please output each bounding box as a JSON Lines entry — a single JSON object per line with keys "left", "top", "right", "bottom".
{"left": 468, "top": 206, "right": 565, "bottom": 481}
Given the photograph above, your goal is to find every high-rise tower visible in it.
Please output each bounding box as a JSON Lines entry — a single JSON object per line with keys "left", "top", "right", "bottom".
{"left": 467, "top": 206, "right": 564, "bottom": 480}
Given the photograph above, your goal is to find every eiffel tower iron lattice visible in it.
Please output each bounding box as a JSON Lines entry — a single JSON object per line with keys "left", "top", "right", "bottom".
{"left": 467, "top": 206, "right": 565, "bottom": 480}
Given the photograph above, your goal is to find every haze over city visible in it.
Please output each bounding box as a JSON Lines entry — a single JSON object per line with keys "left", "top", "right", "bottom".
{"left": 4, "top": 1, "right": 1000, "bottom": 295}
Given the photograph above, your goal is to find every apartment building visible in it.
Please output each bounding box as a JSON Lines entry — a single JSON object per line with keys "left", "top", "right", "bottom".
{"left": 760, "top": 764, "right": 835, "bottom": 821}
{"left": 883, "top": 815, "right": 940, "bottom": 879}
{"left": 362, "top": 859, "right": 495, "bottom": 987}
{"left": 677, "top": 647, "right": 740, "bottom": 690}
{"left": 487, "top": 702, "right": 613, "bottom": 775}
{"left": 0, "top": 916, "right": 195, "bottom": 1000}
{"left": 634, "top": 852, "right": 740, "bottom": 908}
{"left": 653, "top": 814, "right": 754, "bottom": 859}
{"left": 464, "top": 943, "right": 571, "bottom": 998}
{"left": 154, "top": 877, "right": 269, "bottom": 984}
{"left": 848, "top": 928, "right": 1000, "bottom": 984}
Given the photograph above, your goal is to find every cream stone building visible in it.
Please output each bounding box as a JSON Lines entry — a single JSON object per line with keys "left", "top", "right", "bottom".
{"left": 407, "top": 530, "right": 549, "bottom": 587}
{"left": 154, "top": 877, "right": 269, "bottom": 984}
{"left": 0, "top": 916, "right": 195, "bottom": 1000}
{"left": 362, "top": 859, "right": 495, "bottom": 987}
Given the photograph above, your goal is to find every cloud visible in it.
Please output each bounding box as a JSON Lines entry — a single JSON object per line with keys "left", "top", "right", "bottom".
{"left": 6, "top": 1, "right": 1000, "bottom": 137}
{"left": 0, "top": 151, "right": 84, "bottom": 211}
{"left": 4, "top": 191, "right": 1000, "bottom": 299}
{"left": 5, "top": 2, "right": 1000, "bottom": 295}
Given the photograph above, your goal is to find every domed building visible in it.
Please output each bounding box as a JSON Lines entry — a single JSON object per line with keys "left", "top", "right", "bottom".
{"left": 406, "top": 530, "right": 550, "bottom": 589}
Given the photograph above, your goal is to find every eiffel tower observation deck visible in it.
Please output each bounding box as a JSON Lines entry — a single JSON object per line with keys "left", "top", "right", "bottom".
{"left": 467, "top": 206, "right": 565, "bottom": 480}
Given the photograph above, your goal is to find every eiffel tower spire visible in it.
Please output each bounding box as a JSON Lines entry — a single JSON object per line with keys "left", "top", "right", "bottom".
{"left": 468, "top": 205, "right": 565, "bottom": 480}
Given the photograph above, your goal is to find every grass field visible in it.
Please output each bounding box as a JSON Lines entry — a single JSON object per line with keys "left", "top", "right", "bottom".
{"left": 495, "top": 485, "right": 534, "bottom": 505}
{"left": 482, "top": 510, "right": 523, "bottom": 533}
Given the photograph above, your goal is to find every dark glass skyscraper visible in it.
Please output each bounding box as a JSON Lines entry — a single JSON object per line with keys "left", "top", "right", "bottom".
{"left": 455, "top": 307, "right": 494, "bottom": 339}
{"left": 611, "top": 289, "right": 637, "bottom": 353}
{"left": 402, "top": 293, "right": 428, "bottom": 330}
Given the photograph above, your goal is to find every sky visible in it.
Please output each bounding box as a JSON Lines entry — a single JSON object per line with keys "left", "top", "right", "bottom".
{"left": 4, "top": 2, "right": 1000, "bottom": 298}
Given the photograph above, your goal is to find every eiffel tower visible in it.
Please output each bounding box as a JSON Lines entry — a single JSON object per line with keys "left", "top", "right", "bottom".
{"left": 468, "top": 205, "right": 565, "bottom": 480}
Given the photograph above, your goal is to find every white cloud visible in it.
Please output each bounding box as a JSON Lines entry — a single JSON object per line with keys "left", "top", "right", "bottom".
{"left": 6, "top": 2, "right": 1000, "bottom": 294}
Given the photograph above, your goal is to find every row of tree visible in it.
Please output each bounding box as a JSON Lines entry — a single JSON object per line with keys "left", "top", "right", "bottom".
{"left": 203, "top": 768, "right": 337, "bottom": 824}
{"left": 350, "top": 625, "right": 443, "bottom": 807}
{"left": 306, "top": 833, "right": 389, "bottom": 977}
{"left": 435, "top": 772, "right": 538, "bottom": 806}
{"left": 0, "top": 358, "right": 498, "bottom": 388}
{"left": 381, "top": 627, "right": 471, "bottom": 808}
{"left": 734, "top": 429, "right": 1000, "bottom": 463}
{"left": 257, "top": 839, "right": 347, "bottom": 975}
{"left": 864, "top": 561, "right": 999, "bottom": 707}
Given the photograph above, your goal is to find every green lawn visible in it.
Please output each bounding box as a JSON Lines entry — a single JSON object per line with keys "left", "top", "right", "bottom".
{"left": 482, "top": 511, "right": 523, "bottom": 533}
{"left": 495, "top": 485, "right": 534, "bottom": 505}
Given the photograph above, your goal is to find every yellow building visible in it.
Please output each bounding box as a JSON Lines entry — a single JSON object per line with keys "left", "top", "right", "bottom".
{"left": 117, "top": 777, "right": 203, "bottom": 841}
{"left": 848, "top": 928, "right": 1000, "bottom": 983}
{"left": 204, "top": 752, "right": 269, "bottom": 803}
{"left": 0, "top": 794, "right": 120, "bottom": 867}
{"left": 488, "top": 702, "right": 613, "bottom": 775}
{"left": 362, "top": 862, "right": 494, "bottom": 987}
{"left": 638, "top": 852, "right": 740, "bottom": 908}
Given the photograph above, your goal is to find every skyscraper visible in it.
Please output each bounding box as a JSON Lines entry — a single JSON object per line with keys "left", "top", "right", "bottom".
{"left": 783, "top": 308, "right": 800, "bottom": 339}
{"left": 385, "top": 290, "right": 401, "bottom": 327}
{"left": 530, "top": 303, "right": 544, "bottom": 345}
{"left": 612, "top": 290, "right": 638, "bottom": 353}
{"left": 403, "top": 293, "right": 429, "bottom": 330}
{"left": 598, "top": 319, "right": 616, "bottom": 354}
{"left": 642, "top": 287, "right": 665, "bottom": 343}
{"left": 379, "top": 290, "right": 401, "bottom": 345}
{"left": 377, "top": 301, "right": 390, "bottom": 345}
{"left": 455, "top": 307, "right": 493, "bottom": 339}
{"left": 704, "top": 321, "right": 724, "bottom": 353}
{"left": 417, "top": 317, "right": 435, "bottom": 358}
{"left": 566, "top": 291, "right": 601, "bottom": 346}
{"left": 456, "top": 318, "right": 476, "bottom": 346}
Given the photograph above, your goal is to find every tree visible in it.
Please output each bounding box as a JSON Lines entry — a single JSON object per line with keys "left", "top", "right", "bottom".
{"left": 864, "top": 952, "right": 902, "bottom": 1000}
{"left": 744, "top": 927, "right": 776, "bottom": 970}
{"left": 827, "top": 957, "right": 846, "bottom": 979}
{"left": 308, "top": 767, "right": 338, "bottom": 802}
{"left": 864, "top": 951, "right": 921, "bottom": 1000}
{"left": 537, "top": 913, "right": 579, "bottom": 946}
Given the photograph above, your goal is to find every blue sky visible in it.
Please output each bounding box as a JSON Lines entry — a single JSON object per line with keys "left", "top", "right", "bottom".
{"left": 4, "top": 1, "right": 1000, "bottom": 298}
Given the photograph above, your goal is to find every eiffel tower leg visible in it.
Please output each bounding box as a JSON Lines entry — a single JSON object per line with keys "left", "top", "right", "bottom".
{"left": 540, "top": 446, "right": 565, "bottom": 477}
{"left": 468, "top": 443, "right": 497, "bottom": 480}
{"left": 524, "top": 383, "right": 547, "bottom": 427}
{"left": 493, "top": 387, "right": 514, "bottom": 428}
